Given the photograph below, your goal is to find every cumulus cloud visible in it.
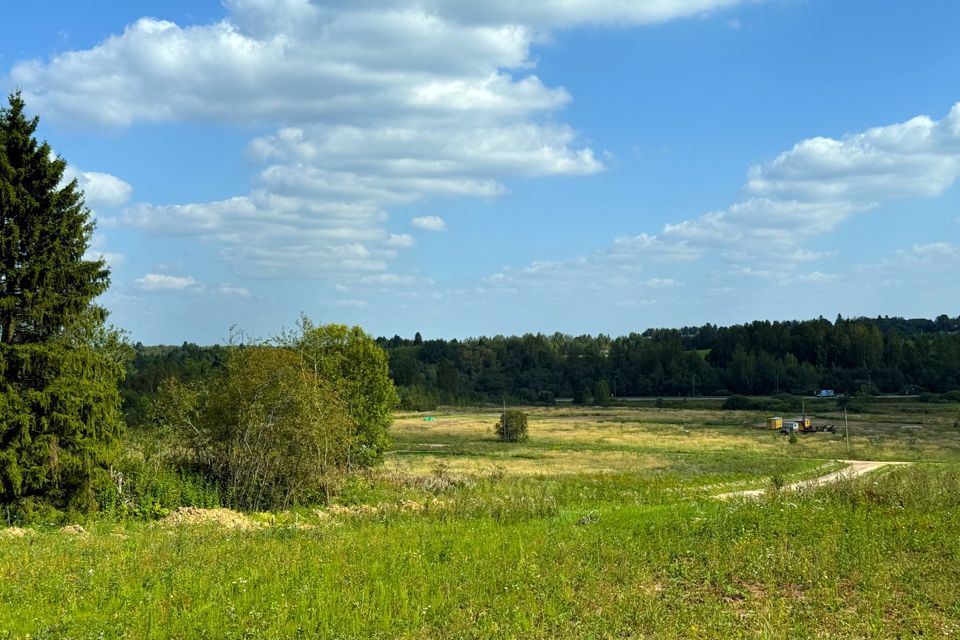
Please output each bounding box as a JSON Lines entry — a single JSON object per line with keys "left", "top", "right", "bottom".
{"left": 13, "top": 1, "right": 648, "bottom": 280}
{"left": 12, "top": 1, "right": 753, "bottom": 128}
{"left": 62, "top": 166, "right": 132, "bottom": 208}
{"left": 666, "top": 103, "right": 960, "bottom": 251}
{"left": 22, "top": 0, "right": 957, "bottom": 311}
{"left": 470, "top": 104, "right": 960, "bottom": 310}
{"left": 747, "top": 109, "right": 960, "bottom": 203}
{"left": 411, "top": 215, "right": 447, "bottom": 232}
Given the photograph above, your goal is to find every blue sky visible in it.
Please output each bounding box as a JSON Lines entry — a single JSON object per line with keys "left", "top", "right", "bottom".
{"left": 2, "top": 0, "right": 958, "bottom": 343}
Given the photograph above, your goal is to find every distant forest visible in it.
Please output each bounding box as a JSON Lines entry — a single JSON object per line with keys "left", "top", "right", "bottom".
{"left": 123, "top": 315, "right": 960, "bottom": 418}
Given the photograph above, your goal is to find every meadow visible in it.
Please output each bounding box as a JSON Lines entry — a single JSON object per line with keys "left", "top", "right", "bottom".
{"left": 1, "top": 401, "right": 959, "bottom": 638}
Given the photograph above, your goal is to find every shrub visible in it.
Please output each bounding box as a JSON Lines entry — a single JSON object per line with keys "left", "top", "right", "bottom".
{"left": 770, "top": 393, "right": 801, "bottom": 411}
{"left": 536, "top": 390, "right": 555, "bottom": 405}
{"left": 722, "top": 394, "right": 753, "bottom": 410}
{"left": 152, "top": 346, "right": 353, "bottom": 510}
{"left": 495, "top": 409, "right": 529, "bottom": 443}
{"left": 594, "top": 380, "right": 611, "bottom": 406}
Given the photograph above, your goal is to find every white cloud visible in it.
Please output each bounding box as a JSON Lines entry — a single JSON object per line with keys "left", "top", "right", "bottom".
{"left": 385, "top": 233, "right": 416, "bottom": 248}
{"left": 795, "top": 271, "right": 837, "bottom": 284}
{"left": 62, "top": 166, "right": 132, "bottom": 208}
{"left": 645, "top": 278, "right": 679, "bottom": 288}
{"left": 135, "top": 273, "right": 199, "bottom": 292}
{"left": 359, "top": 273, "right": 434, "bottom": 287}
{"left": 215, "top": 284, "right": 251, "bottom": 298}
{"left": 747, "top": 108, "right": 960, "bottom": 203}
{"left": 467, "top": 105, "right": 960, "bottom": 310}
{"left": 134, "top": 274, "right": 253, "bottom": 297}
{"left": 334, "top": 299, "right": 367, "bottom": 308}
{"left": 12, "top": 1, "right": 754, "bottom": 128}
{"left": 838, "top": 242, "right": 960, "bottom": 314}
{"left": 661, "top": 103, "right": 960, "bottom": 255}
{"left": 904, "top": 241, "right": 959, "bottom": 260}
{"left": 411, "top": 215, "right": 447, "bottom": 232}
{"left": 85, "top": 234, "right": 126, "bottom": 267}
{"left": 610, "top": 233, "right": 702, "bottom": 262}
{"left": 663, "top": 198, "right": 860, "bottom": 249}
{"left": 12, "top": 0, "right": 736, "bottom": 282}
{"left": 122, "top": 194, "right": 395, "bottom": 276}
{"left": 372, "top": 1, "right": 754, "bottom": 30}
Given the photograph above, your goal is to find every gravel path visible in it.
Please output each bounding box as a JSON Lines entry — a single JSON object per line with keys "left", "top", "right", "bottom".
{"left": 715, "top": 460, "right": 912, "bottom": 500}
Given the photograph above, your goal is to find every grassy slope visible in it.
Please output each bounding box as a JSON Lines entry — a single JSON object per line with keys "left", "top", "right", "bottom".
{"left": 2, "top": 403, "right": 959, "bottom": 639}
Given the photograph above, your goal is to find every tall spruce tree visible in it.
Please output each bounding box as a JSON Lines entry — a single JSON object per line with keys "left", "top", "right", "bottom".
{"left": 0, "top": 91, "right": 124, "bottom": 514}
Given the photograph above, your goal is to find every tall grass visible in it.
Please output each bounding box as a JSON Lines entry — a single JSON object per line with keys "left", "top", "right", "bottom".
{"left": 2, "top": 465, "right": 960, "bottom": 638}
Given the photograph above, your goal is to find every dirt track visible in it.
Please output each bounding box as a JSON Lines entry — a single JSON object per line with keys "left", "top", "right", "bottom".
{"left": 715, "top": 460, "right": 912, "bottom": 500}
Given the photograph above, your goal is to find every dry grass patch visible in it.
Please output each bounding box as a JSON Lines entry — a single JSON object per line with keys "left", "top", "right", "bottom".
{"left": 158, "top": 507, "right": 263, "bottom": 530}
{"left": 386, "top": 448, "right": 665, "bottom": 477}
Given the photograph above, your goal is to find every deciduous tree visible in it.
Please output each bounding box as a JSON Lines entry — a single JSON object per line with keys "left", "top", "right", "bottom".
{"left": 290, "top": 319, "right": 398, "bottom": 467}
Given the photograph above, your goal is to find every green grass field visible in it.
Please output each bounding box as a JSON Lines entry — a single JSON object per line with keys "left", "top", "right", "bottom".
{"left": 2, "top": 402, "right": 959, "bottom": 638}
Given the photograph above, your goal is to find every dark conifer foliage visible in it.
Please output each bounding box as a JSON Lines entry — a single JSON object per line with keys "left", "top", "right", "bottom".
{"left": 0, "top": 92, "right": 124, "bottom": 513}
{"left": 0, "top": 92, "right": 109, "bottom": 344}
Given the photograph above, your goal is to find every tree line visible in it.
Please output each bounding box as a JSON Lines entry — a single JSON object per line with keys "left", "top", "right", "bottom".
{"left": 380, "top": 316, "right": 959, "bottom": 407}
{"left": 121, "top": 314, "right": 960, "bottom": 413}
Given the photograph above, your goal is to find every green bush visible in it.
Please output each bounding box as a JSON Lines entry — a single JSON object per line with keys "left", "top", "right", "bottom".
{"left": 151, "top": 347, "right": 354, "bottom": 511}
{"left": 536, "top": 390, "right": 555, "bottom": 405}
{"left": 770, "top": 393, "right": 801, "bottom": 411}
{"left": 722, "top": 395, "right": 753, "bottom": 410}
{"left": 494, "top": 409, "right": 529, "bottom": 443}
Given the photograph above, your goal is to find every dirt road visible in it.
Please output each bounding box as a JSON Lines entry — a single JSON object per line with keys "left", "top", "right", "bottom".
{"left": 715, "top": 460, "right": 911, "bottom": 500}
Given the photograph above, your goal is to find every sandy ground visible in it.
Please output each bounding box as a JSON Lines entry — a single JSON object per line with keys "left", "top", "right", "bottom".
{"left": 715, "top": 460, "right": 912, "bottom": 499}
